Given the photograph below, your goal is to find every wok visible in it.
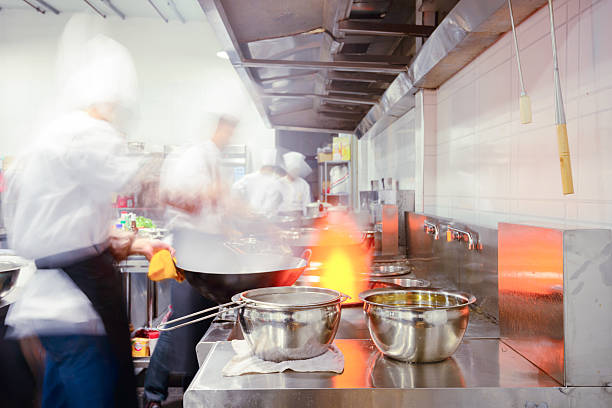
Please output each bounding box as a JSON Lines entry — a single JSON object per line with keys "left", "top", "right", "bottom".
{"left": 172, "top": 227, "right": 311, "bottom": 304}
{"left": 283, "top": 228, "right": 374, "bottom": 260}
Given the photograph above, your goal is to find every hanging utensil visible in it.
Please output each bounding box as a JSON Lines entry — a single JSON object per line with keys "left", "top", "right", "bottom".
{"left": 508, "top": 0, "right": 532, "bottom": 124}
{"left": 547, "top": 0, "right": 574, "bottom": 195}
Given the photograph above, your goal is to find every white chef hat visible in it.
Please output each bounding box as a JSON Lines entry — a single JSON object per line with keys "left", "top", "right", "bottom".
{"left": 57, "top": 15, "right": 138, "bottom": 130}
{"left": 260, "top": 148, "right": 277, "bottom": 167}
{"left": 283, "top": 151, "right": 312, "bottom": 178}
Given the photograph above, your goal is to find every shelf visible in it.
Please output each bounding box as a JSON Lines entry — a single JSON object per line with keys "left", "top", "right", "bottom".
{"left": 318, "top": 160, "right": 350, "bottom": 165}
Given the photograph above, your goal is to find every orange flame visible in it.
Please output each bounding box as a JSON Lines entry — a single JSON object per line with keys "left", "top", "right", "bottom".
{"left": 306, "top": 213, "right": 371, "bottom": 304}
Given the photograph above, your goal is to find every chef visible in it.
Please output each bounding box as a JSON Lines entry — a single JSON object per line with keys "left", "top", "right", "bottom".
{"left": 143, "top": 114, "right": 238, "bottom": 408}
{"left": 231, "top": 148, "right": 284, "bottom": 217}
{"left": 279, "top": 151, "right": 313, "bottom": 216}
{"left": 3, "top": 25, "right": 170, "bottom": 408}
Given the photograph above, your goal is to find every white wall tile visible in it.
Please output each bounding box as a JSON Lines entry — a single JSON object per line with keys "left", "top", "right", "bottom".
{"left": 477, "top": 61, "right": 512, "bottom": 131}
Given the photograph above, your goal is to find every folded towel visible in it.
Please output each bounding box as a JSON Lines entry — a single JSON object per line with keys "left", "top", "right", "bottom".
{"left": 222, "top": 340, "right": 344, "bottom": 376}
{"left": 147, "top": 250, "right": 184, "bottom": 282}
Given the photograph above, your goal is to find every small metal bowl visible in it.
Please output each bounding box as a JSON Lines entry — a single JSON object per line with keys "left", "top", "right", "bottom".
{"left": 359, "top": 288, "right": 476, "bottom": 363}
{"left": 232, "top": 286, "right": 349, "bottom": 362}
{"left": 0, "top": 260, "right": 22, "bottom": 301}
{"left": 369, "top": 262, "right": 414, "bottom": 277}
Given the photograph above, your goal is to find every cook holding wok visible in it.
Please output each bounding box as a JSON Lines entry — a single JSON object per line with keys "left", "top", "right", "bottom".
{"left": 143, "top": 113, "right": 239, "bottom": 408}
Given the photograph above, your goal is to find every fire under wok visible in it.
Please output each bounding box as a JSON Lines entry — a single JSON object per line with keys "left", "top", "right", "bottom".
{"left": 172, "top": 227, "right": 311, "bottom": 304}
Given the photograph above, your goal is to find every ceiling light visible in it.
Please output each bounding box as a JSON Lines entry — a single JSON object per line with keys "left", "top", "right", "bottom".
{"left": 216, "top": 51, "right": 229, "bottom": 60}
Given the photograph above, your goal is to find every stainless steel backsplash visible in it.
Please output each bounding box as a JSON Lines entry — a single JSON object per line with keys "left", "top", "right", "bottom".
{"left": 406, "top": 212, "right": 499, "bottom": 324}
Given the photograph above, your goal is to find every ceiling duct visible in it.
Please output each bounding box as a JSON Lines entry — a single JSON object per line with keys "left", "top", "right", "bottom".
{"left": 199, "top": 0, "right": 548, "bottom": 137}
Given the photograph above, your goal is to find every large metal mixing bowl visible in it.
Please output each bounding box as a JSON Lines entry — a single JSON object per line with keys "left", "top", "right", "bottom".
{"left": 0, "top": 260, "right": 22, "bottom": 301}
{"left": 232, "top": 286, "right": 348, "bottom": 362}
{"left": 359, "top": 288, "right": 476, "bottom": 363}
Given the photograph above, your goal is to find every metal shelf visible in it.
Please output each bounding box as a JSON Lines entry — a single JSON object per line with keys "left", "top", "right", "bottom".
{"left": 318, "top": 160, "right": 351, "bottom": 206}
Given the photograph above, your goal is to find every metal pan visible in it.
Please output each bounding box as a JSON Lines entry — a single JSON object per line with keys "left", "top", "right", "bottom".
{"left": 172, "top": 227, "right": 311, "bottom": 304}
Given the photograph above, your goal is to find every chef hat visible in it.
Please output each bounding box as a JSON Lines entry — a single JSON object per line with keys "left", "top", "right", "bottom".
{"left": 260, "top": 148, "right": 277, "bottom": 167}
{"left": 283, "top": 151, "right": 312, "bottom": 178}
{"left": 57, "top": 15, "right": 138, "bottom": 128}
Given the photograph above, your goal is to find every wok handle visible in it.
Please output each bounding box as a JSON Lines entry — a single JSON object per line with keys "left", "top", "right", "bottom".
{"left": 300, "top": 249, "right": 312, "bottom": 266}
{"left": 157, "top": 300, "right": 244, "bottom": 332}
{"left": 339, "top": 294, "right": 352, "bottom": 303}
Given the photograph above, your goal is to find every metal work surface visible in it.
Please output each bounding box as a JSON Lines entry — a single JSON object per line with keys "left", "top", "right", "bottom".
{"left": 184, "top": 339, "right": 588, "bottom": 408}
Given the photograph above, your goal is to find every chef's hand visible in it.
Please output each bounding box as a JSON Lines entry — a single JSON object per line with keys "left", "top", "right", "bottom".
{"left": 109, "top": 229, "right": 136, "bottom": 262}
{"left": 130, "top": 238, "right": 175, "bottom": 261}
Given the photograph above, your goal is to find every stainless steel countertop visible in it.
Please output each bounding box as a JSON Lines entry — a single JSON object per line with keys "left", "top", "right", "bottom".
{"left": 185, "top": 338, "right": 563, "bottom": 408}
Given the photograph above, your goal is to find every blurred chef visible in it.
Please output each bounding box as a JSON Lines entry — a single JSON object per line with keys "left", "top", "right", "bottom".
{"left": 279, "top": 151, "right": 313, "bottom": 216}
{"left": 3, "top": 17, "right": 170, "bottom": 408}
{"left": 231, "top": 148, "right": 284, "bottom": 216}
{"left": 143, "top": 113, "right": 238, "bottom": 408}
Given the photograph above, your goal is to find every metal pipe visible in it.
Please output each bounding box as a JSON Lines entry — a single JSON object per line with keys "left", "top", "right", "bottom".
{"left": 22, "top": 0, "right": 46, "bottom": 14}
{"left": 33, "top": 0, "right": 59, "bottom": 14}
{"left": 82, "top": 0, "right": 106, "bottom": 18}
{"left": 146, "top": 0, "right": 168, "bottom": 23}
{"left": 101, "top": 0, "right": 125, "bottom": 19}
{"left": 239, "top": 59, "right": 406, "bottom": 74}
{"left": 167, "top": 0, "right": 185, "bottom": 23}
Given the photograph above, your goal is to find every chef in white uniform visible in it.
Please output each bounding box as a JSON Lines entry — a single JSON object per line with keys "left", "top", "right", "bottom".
{"left": 143, "top": 114, "right": 238, "bottom": 407}
{"left": 3, "top": 22, "right": 170, "bottom": 408}
{"left": 279, "top": 151, "right": 313, "bottom": 216}
{"left": 231, "top": 148, "right": 284, "bottom": 216}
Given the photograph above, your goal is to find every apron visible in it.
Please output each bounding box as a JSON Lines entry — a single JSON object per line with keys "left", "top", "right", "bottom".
{"left": 36, "top": 247, "right": 137, "bottom": 408}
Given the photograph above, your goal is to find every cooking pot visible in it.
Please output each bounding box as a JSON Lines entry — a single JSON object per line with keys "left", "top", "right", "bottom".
{"left": 0, "top": 259, "right": 23, "bottom": 301}
{"left": 158, "top": 286, "right": 349, "bottom": 361}
{"left": 360, "top": 288, "right": 476, "bottom": 363}
{"left": 283, "top": 227, "right": 374, "bottom": 260}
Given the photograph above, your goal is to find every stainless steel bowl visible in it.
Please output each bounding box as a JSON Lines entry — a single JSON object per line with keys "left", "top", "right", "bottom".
{"left": 359, "top": 288, "right": 476, "bottom": 363}
{"left": 232, "top": 286, "right": 348, "bottom": 362}
{"left": 369, "top": 263, "right": 414, "bottom": 277}
{"left": 0, "top": 260, "right": 22, "bottom": 301}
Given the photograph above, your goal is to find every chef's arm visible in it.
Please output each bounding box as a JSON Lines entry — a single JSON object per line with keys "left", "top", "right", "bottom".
{"left": 108, "top": 228, "right": 174, "bottom": 262}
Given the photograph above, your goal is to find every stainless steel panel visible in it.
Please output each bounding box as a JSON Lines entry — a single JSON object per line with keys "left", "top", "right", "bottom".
{"left": 184, "top": 339, "right": 569, "bottom": 408}
{"left": 381, "top": 205, "right": 398, "bottom": 256}
{"left": 499, "top": 223, "right": 564, "bottom": 385}
{"left": 406, "top": 212, "right": 499, "bottom": 336}
{"left": 563, "top": 229, "right": 612, "bottom": 386}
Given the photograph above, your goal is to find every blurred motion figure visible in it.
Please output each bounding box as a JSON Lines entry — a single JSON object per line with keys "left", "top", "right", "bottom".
{"left": 232, "top": 148, "right": 284, "bottom": 217}
{"left": 2, "top": 18, "right": 171, "bottom": 408}
{"left": 144, "top": 114, "right": 238, "bottom": 407}
{"left": 279, "top": 151, "right": 313, "bottom": 216}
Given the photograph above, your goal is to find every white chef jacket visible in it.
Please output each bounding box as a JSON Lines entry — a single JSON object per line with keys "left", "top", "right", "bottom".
{"left": 279, "top": 176, "right": 312, "bottom": 215}
{"left": 3, "top": 110, "right": 140, "bottom": 337}
{"left": 159, "top": 140, "right": 225, "bottom": 233}
{"left": 231, "top": 171, "right": 283, "bottom": 216}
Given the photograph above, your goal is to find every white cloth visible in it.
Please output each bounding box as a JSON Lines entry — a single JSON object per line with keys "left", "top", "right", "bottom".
{"left": 3, "top": 111, "right": 139, "bottom": 337}
{"left": 159, "top": 140, "right": 225, "bottom": 233}
{"left": 222, "top": 340, "right": 345, "bottom": 376}
{"left": 279, "top": 176, "right": 312, "bottom": 215}
{"left": 231, "top": 171, "right": 283, "bottom": 216}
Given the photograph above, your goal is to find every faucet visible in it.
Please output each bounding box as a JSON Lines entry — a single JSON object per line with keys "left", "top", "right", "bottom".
{"left": 423, "top": 220, "right": 440, "bottom": 240}
{"left": 447, "top": 225, "right": 482, "bottom": 251}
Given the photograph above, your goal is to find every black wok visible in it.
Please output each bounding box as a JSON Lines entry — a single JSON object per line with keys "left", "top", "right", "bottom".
{"left": 171, "top": 227, "right": 311, "bottom": 304}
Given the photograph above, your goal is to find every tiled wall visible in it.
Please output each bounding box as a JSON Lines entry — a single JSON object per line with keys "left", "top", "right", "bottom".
{"left": 358, "top": 109, "right": 416, "bottom": 192}
{"left": 425, "top": 0, "right": 612, "bottom": 229}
